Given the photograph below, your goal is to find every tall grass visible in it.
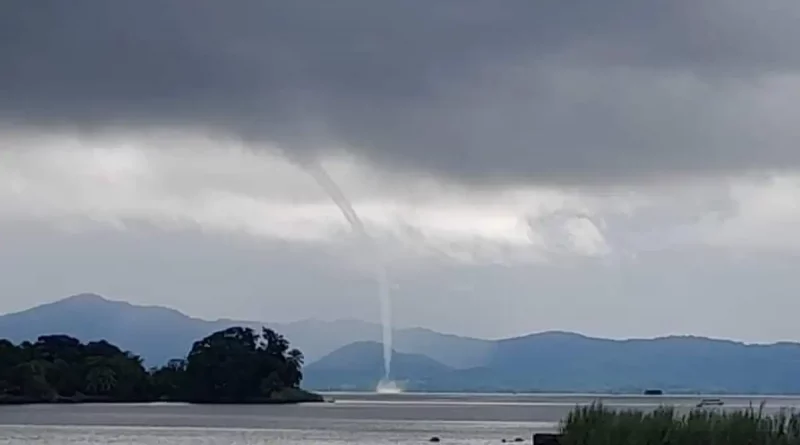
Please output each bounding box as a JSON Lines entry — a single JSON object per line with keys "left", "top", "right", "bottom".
{"left": 560, "top": 403, "right": 800, "bottom": 445}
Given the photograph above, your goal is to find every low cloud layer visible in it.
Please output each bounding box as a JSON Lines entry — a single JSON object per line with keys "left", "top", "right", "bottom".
{"left": 3, "top": 219, "right": 800, "bottom": 342}
{"left": 3, "top": 1, "right": 800, "bottom": 185}
{"left": 0, "top": 139, "right": 614, "bottom": 263}
{"left": 3, "top": 139, "right": 800, "bottom": 263}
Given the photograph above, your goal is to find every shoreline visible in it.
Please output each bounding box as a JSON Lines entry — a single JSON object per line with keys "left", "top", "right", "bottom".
{"left": 315, "top": 389, "right": 800, "bottom": 398}
{"left": 5, "top": 396, "right": 800, "bottom": 438}
{"left": 0, "top": 388, "right": 326, "bottom": 406}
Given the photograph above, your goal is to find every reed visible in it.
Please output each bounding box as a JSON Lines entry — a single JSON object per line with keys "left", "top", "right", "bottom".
{"left": 560, "top": 402, "right": 800, "bottom": 445}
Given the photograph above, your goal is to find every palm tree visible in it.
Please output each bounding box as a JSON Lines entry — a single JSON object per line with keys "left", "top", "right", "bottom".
{"left": 262, "top": 328, "right": 290, "bottom": 357}
{"left": 285, "top": 349, "right": 304, "bottom": 387}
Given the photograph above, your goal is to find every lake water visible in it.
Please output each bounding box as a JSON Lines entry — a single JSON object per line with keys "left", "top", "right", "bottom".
{"left": 2, "top": 393, "right": 800, "bottom": 444}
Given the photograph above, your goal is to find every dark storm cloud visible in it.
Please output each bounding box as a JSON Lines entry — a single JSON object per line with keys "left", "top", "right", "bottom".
{"left": 2, "top": 0, "right": 800, "bottom": 185}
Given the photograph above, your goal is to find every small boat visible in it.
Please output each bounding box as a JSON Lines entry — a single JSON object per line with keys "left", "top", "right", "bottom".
{"left": 643, "top": 389, "right": 663, "bottom": 396}
{"left": 696, "top": 398, "right": 724, "bottom": 408}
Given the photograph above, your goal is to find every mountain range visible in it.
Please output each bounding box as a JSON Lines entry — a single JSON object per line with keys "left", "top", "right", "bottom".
{"left": 0, "top": 294, "right": 491, "bottom": 369}
{"left": 3, "top": 294, "right": 800, "bottom": 394}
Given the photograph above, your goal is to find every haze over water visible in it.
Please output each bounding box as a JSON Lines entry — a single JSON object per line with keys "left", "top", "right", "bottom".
{"left": 4, "top": 393, "right": 800, "bottom": 444}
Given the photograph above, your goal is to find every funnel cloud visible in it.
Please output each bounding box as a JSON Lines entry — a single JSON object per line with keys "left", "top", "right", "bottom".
{"left": 305, "top": 163, "right": 395, "bottom": 383}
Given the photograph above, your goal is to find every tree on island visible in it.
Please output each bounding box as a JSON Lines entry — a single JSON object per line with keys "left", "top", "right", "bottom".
{"left": 181, "top": 326, "right": 305, "bottom": 402}
{"left": 0, "top": 335, "right": 150, "bottom": 401}
{"left": 0, "top": 327, "right": 318, "bottom": 404}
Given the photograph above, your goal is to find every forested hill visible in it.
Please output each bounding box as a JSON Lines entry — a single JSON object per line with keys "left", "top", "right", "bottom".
{"left": 0, "top": 326, "right": 322, "bottom": 404}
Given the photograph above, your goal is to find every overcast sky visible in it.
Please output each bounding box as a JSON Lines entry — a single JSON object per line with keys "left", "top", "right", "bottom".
{"left": 2, "top": 1, "right": 800, "bottom": 342}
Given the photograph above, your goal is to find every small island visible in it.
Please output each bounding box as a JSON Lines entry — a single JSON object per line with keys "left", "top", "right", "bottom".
{"left": 0, "top": 326, "right": 323, "bottom": 405}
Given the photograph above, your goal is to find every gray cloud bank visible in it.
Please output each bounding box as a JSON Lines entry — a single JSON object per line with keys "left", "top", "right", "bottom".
{"left": 3, "top": 1, "right": 800, "bottom": 185}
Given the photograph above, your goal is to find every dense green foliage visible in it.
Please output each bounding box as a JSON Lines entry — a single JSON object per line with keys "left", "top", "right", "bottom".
{"left": 0, "top": 327, "right": 313, "bottom": 403}
{"left": 561, "top": 403, "right": 800, "bottom": 445}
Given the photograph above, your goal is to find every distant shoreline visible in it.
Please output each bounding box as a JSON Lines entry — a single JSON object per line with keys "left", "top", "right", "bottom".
{"left": 0, "top": 389, "right": 325, "bottom": 406}
{"left": 314, "top": 389, "right": 800, "bottom": 397}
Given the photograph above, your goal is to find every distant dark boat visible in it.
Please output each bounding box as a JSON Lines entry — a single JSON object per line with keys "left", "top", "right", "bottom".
{"left": 643, "top": 389, "right": 663, "bottom": 396}
{"left": 696, "top": 398, "right": 724, "bottom": 408}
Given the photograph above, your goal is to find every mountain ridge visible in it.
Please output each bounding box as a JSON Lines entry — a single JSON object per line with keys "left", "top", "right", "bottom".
{"left": 3, "top": 294, "right": 792, "bottom": 349}
{"left": 4, "top": 294, "right": 800, "bottom": 394}
{"left": 0, "top": 294, "right": 489, "bottom": 368}
{"left": 303, "top": 341, "right": 453, "bottom": 391}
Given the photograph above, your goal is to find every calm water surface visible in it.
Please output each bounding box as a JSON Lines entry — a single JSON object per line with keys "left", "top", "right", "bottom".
{"left": 2, "top": 393, "right": 800, "bottom": 444}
